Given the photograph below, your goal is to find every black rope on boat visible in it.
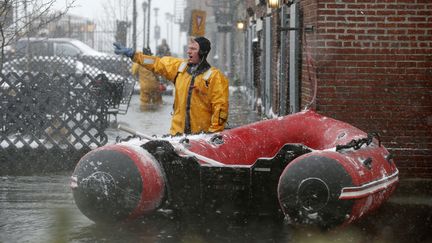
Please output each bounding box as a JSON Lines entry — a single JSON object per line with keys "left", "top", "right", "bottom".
{"left": 336, "top": 132, "right": 381, "bottom": 152}
{"left": 210, "top": 134, "right": 224, "bottom": 145}
{"left": 116, "top": 134, "right": 140, "bottom": 143}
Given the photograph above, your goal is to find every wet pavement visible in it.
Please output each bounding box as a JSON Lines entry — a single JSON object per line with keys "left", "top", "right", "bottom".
{"left": 1, "top": 91, "right": 432, "bottom": 243}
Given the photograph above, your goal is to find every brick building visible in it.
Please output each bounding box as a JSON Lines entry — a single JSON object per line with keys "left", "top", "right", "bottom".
{"left": 243, "top": 0, "right": 431, "bottom": 178}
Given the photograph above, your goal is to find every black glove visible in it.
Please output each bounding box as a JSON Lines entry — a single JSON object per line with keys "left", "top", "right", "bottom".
{"left": 142, "top": 47, "right": 153, "bottom": 55}
{"left": 113, "top": 43, "right": 135, "bottom": 58}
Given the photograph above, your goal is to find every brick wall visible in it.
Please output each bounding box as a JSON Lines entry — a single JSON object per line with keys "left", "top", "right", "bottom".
{"left": 300, "top": 0, "right": 432, "bottom": 178}
{"left": 300, "top": 0, "right": 319, "bottom": 110}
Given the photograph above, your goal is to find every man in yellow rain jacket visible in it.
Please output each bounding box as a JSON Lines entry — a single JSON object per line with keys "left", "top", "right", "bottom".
{"left": 131, "top": 48, "right": 163, "bottom": 111}
{"left": 114, "top": 37, "right": 229, "bottom": 135}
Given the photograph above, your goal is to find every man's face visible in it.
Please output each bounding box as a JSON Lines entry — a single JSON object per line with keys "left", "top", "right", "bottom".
{"left": 187, "top": 40, "right": 200, "bottom": 64}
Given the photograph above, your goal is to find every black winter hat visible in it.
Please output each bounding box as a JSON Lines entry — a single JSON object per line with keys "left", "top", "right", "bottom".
{"left": 194, "top": 36, "right": 211, "bottom": 58}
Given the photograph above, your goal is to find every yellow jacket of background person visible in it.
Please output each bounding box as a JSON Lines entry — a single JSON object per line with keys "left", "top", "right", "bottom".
{"left": 131, "top": 63, "right": 162, "bottom": 107}
{"left": 133, "top": 53, "right": 229, "bottom": 135}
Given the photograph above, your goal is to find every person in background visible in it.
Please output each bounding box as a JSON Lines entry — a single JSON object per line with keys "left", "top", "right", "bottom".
{"left": 156, "top": 39, "right": 171, "bottom": 57}
{"left": 155, "top": 39, "right": 171, "bottom": 90}
{"left": 131, "top": 48, "right": 163, "bottom": 111}
{"left": 114, "top": 36, "right": 229, "bottom": 136}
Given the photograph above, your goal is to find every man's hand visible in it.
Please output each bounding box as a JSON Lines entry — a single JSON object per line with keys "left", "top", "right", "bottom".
{"left": 113, "top": 43, "right": 135, "bottom": 58}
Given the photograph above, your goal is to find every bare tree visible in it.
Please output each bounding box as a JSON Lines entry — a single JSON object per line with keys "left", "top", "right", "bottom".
{"left": 99, "top": 0, "right": 132, "bottom": 49}
{"left": 0, "top": 0, "right": 76, "bottom": 70}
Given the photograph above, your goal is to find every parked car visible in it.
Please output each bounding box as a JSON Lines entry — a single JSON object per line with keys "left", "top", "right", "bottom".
{"left": 9, "top": 37, "right": 134, "bottom": 84}
{"left": 2, "top": 56, "right": 123, "bottom": 81}
{"left": 12, "top": 38, "right": 108, "bottom": 57}
{"left": 1, "top": 56, "right": 127, "bottom": 104}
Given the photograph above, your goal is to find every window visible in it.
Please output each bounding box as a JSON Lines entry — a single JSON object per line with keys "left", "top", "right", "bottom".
{"left": 54, "top": 43, "right": 81, "bottom": 56}
{"left": 15, "top": 40, "right": 49, "bottom": 56}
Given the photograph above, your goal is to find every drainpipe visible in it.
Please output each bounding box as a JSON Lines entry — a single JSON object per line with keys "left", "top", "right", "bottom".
{"left": 279, "top": 5, "right": 289, "bottom": 115}
{"left": 289, "top": 2, "right": 299, "bottom": 113}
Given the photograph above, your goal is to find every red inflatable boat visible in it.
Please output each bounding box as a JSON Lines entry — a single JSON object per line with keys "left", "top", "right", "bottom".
{"left": 71, "top": 110, "right": 398, "bottom": 228}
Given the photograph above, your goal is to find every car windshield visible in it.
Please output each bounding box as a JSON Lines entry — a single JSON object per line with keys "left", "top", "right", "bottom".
{"left": 70, "top": 39, "right": 105, "bottom": 56}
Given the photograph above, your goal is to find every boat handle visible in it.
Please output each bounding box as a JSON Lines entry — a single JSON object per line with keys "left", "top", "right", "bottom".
{"left": 362, "top": 157, "right": 373, "bottom": 169}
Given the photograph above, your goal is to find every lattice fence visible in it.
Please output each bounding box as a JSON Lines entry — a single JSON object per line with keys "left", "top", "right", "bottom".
{"left": 0, "top": 55, "right": 136, "bottom": 174}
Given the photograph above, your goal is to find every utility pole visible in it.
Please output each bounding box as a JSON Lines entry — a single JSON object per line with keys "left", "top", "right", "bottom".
{"left": 165, "top": 12, "right": 170, "bottom": 48}
{"left": 24, "top": 0, "right": 29, "bottom": 60}
{"left": 132, "top": 0, "right": 137, "bottom": 50}
{"left": 147, "top": 0, "right": 151, "bottom": 49}
{"left": 154, "top": 7, "right": 160, "bottom": 52}
{"left": 168, "top": 13, "right": 174, "bottom": 51}
{"left": 14, "top": 0, "right": 18, "bottom": 37}
{"left": 142, "top": 1, "right": 148, "bottom": 49}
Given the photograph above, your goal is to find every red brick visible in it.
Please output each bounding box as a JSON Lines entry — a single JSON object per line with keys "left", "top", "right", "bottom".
{"left": 337, "top": 22, "right": 358, "bottom": 28}
{"left": 347, "top": 29, "right": 365, "bottom": 34}
{"left": 364, "top": 3, "right": 387, "bottom": 9}
{"left": 318, "top": 22, "right": 337, "bottom": 28}
{"left": 320, "top": 9, "right": 336, "bottom": 15}
{"left": 417, "top": 11, "right": 431, "bottom": 15}
{"left": 325, "top": 28, "right": 345, "bottom": 34}
{"left": 408, "top": 29, "right": 426, "bottom": 35}
{"left": 377, "top": 10, "right": 396, "bottom": 15}
{"left": 326, "top": 16, "right": 347, "bottom": 21}
{"left": 396, "top": 0, "right": 415, "bottom": 3}
{"left": 367, "top": 29, "right": 385, "bottom": 34}
{"left": 398, "top": 35, "right": 417, "bottom": 41}
{"left": 358, "top": 23, "right": 377, "bottom": 28}
{"left": 387, "top": 16, "right": 406, "bottom": 22}
{"left": 358, "top": 35, "right": 376, "bottom": 41}
{"left": 337, "top": 10, "right": 356, "bottom": 15}
{"left": 407, "top": 4, "right": 427, "bottom": 9}
{"left": 408, "top": 17, "right": 427, "bottom": 22}
{"left": 343, "top": 42, "right": 353, "bottom": 47}
{"left": 418, "top": 36, "right": 432, "bottom": 41}
{"left": 397, "top": 10, "right": 417, "bottom": 15}
{"left": 386, "top": 4, "right": 407, "bottom": 9}
{"left": 387, "top": 29, "right": 407, "bottom": 35}
{"left": 417, "top": 23, "right": 431, "bottom": 28}
{"left": 347, "top": 16, "right": 366, "bottom": 21}
{"left": 347, "top": 4, "right": 367, "bottom": 9}
{"left": 327, "top": 4, "right": 346, "bottom": 8}
{"left": 377, "top": 23, "right": 397, "bottom": 28}
{"left": 358, "top": 10, "right": 377, "bottom": 15}
{"left": 367, "top": 16, "right": 386, "bottom": 22}
{"left": 326, "top": 41, "right": 343, "bottom": 47}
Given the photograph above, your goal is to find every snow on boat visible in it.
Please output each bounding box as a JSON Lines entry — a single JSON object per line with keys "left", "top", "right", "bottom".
{"left": 70, "top": 110, "right": 398, "bottom": 228}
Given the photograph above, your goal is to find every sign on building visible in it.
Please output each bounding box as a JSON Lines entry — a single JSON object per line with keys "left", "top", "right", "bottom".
{"left": 190, "top": 9, "right": 206, "bottom": 36}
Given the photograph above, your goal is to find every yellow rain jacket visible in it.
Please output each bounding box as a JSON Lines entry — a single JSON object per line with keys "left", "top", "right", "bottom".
{"left": 133, "top": 53, "right": 229, "bottom": 135}
{"left": 131, "top": 63, "right": 162, "bottom": 108}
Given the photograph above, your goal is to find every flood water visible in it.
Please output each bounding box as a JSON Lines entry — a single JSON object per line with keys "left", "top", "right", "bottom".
{"left": 1, "top": 92, "right": 431, "bottom": 243}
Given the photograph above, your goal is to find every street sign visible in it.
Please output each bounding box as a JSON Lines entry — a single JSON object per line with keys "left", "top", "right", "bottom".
{"left": 190, "top": 9, "right": 206, "bottom": 36}
{"left": 217, "top": 25, "right": 232, "bottom": 33}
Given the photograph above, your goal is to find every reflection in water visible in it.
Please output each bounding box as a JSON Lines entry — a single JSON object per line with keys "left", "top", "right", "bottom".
{"left": 68, "top": 213, "right": 293, "bottom": 243}
{"left": 0, "top": 174, "right": 91, "bottom": 243}
{"left": 1, "top": 174, "right": 431, "bottom": 243}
